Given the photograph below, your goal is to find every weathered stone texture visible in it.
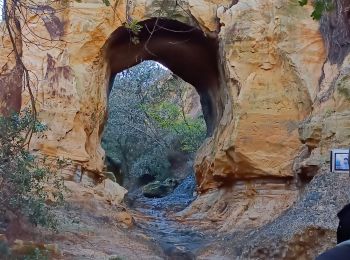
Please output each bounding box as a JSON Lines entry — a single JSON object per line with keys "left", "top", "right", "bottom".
{"left": 0, "top": 0, "right": 329, "bottom": 189}
{"left": 2, "top": 0, "right": 350, "bottom": 256}
{"left": 0, "top": 23, "right": 23, "bottom": 115}
{"left": 195, "top": 0, "right": 325, "bottom": 190}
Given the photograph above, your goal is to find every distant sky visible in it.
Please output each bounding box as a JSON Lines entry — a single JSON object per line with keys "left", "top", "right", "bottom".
{"left": 0, "top": 0, "right": 3, "bottom": 21}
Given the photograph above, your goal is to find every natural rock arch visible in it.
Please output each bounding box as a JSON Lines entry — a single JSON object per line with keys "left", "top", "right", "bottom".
{"left": 0, "top": 0, "right": 326, "bottom": 196}
{"left": 105, "top": 18, "right": 222, "bottom": 135}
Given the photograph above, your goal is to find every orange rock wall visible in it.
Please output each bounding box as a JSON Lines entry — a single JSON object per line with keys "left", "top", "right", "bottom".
{"left": 195, "top": 0, "right": 326, "bottom": 190}
{"left": 0, "top": 0, "right": 329, "bottom": 192}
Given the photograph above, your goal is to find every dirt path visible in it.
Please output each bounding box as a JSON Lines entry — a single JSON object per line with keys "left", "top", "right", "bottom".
{"left": 126, "top": 174, "right": 215, "bottom": 259}
{"left": 7, "top": 175, "right": 220, "bottom": 259}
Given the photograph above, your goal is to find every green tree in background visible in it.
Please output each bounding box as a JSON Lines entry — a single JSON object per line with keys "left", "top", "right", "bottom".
{"left": 143, "top": 96, "right": 206, "bottom": 153}
{"left": 102, "top": 61, "right": 206, "bottom": 188}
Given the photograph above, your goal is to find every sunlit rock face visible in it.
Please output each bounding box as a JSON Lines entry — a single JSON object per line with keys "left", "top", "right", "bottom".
{"left": 0, "top": 0, "right": 329, "bottom": 194}
{"left": 297, "top": 0, "right": 350, "bottom": 178}
{"left": 195, "top": 0, "right": 326, "bottom": 191}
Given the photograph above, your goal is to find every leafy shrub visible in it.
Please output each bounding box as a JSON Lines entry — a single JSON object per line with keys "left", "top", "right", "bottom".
{"left": 125, "top": 19, "right": 143, "bottom": 44}
{"left": 0, "top": 110, "right": 65, "bottom": 230}
{"left": 143, "top": 101, "right": 206, "bottom": 153}
{"left": 23, "top": 248, "right": 49, "bottom": 260}
{"left": 299, "top": 0, "right": 333, "bottom": 20}
{"left": 109, "top": 257, "right": 124, "bottom": 260}
{"left": 175, "top": 117, "right": 207, "bottom": 153}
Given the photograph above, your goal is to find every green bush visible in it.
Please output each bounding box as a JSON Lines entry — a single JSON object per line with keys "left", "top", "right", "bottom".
{"left": 0, "top": 110, "right": 65, "bottom": 230}
{"left": 109, "top": 257, "right": 124, "bottom": 260}
{"left": 142, "top": 101, "right": 206, "bottom": 153}
{"left": 299, "top": 0, "right": 333, "bottom": 20}
{"left": 23, "top": 248, "right": 49, "bottom": 260}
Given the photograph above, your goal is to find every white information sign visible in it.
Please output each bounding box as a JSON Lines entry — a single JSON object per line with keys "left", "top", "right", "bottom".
{"left": 331, "top": 149, "right": 350, "bottom": 173}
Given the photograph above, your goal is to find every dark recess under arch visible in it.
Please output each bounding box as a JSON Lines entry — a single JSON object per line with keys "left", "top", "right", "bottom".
{"left": 105, "top": 18, "right": 221, "bottom": 135}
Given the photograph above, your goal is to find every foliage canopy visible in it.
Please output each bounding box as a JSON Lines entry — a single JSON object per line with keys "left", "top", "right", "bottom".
{"left": 102, "top": 61, "right": 206, "bottom": 187}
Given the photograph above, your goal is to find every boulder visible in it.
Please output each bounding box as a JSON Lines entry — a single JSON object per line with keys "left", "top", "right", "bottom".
{"left": 104, "top": 171, "right": 117, "bottom": 183}
{"left": 142, "top": 178, "right": 179, "bottom": 198}
{"left": 94, "top": 179, "right": 128, "bottom": 205}
{"left": 115, "top": 211, "right": 134, "bottom": 228}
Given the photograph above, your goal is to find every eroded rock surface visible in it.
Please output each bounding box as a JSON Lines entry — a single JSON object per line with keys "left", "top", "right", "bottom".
{"left": 1, "top": 0, "right": 350, "bottom": 258}
{"left": 0, "top": 0, "right": 326, "bottom": 192}
{"left": 195, "top": 0, "right": 325, "bottom": 191}
{"left": 196, "top": 170, "right": 350, "bottom": 259}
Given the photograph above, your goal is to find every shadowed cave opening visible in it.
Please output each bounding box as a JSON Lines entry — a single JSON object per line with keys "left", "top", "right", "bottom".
{"left": 102, "top": 18, "right": 222, "bottom": 199}
{"left": 106, "top": 18, "right": 221, "bottom": 136}
{"left": 102, "top": 61, "right": 206, "bottom": 201}
{"left": 103, "top": 18, "right": 222, "bottom": 205}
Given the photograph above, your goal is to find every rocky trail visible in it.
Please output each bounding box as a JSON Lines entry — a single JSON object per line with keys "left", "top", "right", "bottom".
{"left": 127, "top": 174, "right": 215, "bottom": 259}
{"left": 5, "top": 170, "right": 349, "bottom": 259}
{"left": 0, "top": 173, "right": 222, "bottom": 260}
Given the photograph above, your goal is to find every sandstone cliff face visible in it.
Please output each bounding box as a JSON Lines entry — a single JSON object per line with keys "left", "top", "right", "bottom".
{"left": 2, "top": 0, "right": 350, "bottom": 257}
{"left": 0, "top": 0, "right": 326, "bottom": 186}
{"left": 0, "top": 23, "right": 23, "bottom": 115}
{"left": 195, "top": 0, "right": 326, "bottom": 190}
{"left": 0, "top": 0, "right": 345, "bottom": 231}
{"left": 297, "top": 0, "right": 350, "bottom": 177}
